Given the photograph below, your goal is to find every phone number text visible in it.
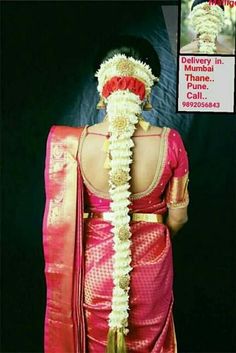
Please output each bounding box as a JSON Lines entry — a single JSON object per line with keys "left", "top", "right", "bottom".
{"left": 182, "top": 101, "right": 220, "bottom": 108}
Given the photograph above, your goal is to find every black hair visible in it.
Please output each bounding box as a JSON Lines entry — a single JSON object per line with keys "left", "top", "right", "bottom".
{"left": 191, "top": 0, "right": 224, "bottom": 11}
{"left": 93, "top": 34, "right": 161, "bottom": 81}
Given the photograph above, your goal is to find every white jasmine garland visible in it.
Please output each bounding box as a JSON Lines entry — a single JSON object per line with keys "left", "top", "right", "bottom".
{"left": 95, "top": 54, "right": 157, "bottom": 346}
{"left": 190, "top": 2, "right": 225, "bottom": 54}
{"left": 105, "top": 89, "right": 142, "bottom": 335}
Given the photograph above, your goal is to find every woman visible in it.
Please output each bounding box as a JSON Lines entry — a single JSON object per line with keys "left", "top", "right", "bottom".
{"left": 43, "top": 35, "right": 189, "bottom": 353}
{"left": 180, "top": 0, "right": 233, "bottom": 55}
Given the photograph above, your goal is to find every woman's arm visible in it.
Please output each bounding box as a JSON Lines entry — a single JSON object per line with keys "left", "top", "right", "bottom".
{"left": 164, "top": 129, "right": 190, "bottom": 238}
{"left": 165, "top": 206, "right": 188, "bottom": 238}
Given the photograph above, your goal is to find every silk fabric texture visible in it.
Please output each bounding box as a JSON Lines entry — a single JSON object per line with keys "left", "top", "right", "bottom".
{"left": 43, "top": 125, "right": 189, "bottom": 353}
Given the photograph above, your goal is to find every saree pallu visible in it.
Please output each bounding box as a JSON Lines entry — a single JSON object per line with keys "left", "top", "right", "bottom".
{"left": 42, "top": 126, "right": 86, "bottom": 353}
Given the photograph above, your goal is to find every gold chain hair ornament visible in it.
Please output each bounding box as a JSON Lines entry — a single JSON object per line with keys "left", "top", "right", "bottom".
{"left": 95, "top": 54, "right": 158, "bottom": 353}
{"left": 190, "top": 2, "right": 224, "bottom": 54}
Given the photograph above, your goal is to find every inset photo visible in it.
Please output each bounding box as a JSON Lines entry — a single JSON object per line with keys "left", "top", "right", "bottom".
{"left": 179, "top": 0, "right": 236, "bottom": 55}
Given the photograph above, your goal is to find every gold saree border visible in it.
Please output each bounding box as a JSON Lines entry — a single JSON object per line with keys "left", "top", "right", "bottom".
{"left": 166, "top": 173, "right": 189, "bottom": 209}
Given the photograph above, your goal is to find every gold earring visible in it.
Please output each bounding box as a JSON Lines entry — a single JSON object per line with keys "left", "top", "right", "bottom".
{"left": 96, "top": 95, "right": 106, "bottom": 109}
{"left": 143, "top": 94, "right": 152, "bottom": 110}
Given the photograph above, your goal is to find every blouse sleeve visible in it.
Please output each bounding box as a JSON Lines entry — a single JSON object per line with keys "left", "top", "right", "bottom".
{"left": 165, "top": 129, "right": 190, "bottom": 209}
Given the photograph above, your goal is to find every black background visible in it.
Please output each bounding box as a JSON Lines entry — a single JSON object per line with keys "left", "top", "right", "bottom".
{"left": 2, "top": 1, "right": 236, "bottom": 352}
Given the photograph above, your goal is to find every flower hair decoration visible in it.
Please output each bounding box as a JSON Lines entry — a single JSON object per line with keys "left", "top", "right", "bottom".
{"left": 190, "top": 2, "right": 225, "bottom": 54}
{"left": 95, "top": 53, "right": 159, "bottom": 102}
{"left": 94, "top": 54, "right": 158, "bottom": 352}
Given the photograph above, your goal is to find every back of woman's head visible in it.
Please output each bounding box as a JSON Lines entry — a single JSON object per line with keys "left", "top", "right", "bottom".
{"left": 93, "top": 34, "right": 161, "bottom": 80}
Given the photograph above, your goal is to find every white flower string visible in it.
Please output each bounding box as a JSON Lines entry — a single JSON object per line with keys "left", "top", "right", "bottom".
{"left": 95, "top": 54, "right": 158, "bottom": 352}
{"left": 107, "top": 90, "right": 140, "bottom": 335}
{"left": 190, "top": 2, "right": 225, "bottom": 54}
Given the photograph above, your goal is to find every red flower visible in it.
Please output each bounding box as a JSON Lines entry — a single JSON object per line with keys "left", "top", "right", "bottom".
{"left": 102, "top": 76, "right": 146, "bottom": 100}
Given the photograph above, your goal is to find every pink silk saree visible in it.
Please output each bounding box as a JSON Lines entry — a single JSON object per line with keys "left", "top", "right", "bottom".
{"left": 43, "top": 125, "right": 189, "bottom": 353}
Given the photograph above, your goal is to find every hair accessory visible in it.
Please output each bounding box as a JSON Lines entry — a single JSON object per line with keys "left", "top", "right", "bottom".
{"left": 96, "top": 95, "right": 106, "bottom": 109}
{"left": 95, "top": 54, "right": 159, "bottom": 102}
{"left": 102, "top": 76, "right": 146, "bottom": 101}
{"left": 143, "top": 94, "right": 152, "bottom": 110}
{"left": 138, "top": 114, "right": 150, "bottom": 131}
{"left": 190, "top": 2, "right": 225, "bottom": 54}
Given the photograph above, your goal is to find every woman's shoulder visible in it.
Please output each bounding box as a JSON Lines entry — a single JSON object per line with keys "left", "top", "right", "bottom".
{"left": 164, "top": 127, "right": 185, "bottom": 149}
{"left": 48, "top": 124, "right": 86, "bottom": 135}
{"left": 45, "top": 125, "right": 86, "bottom": 151}
{"left": 135, "top": 125, "right": 178, "bottom": 137}
{"left": 87, "top": 122, "right": 106, "bottom": 133}
{"left": 140, "top": 124, "right": 163, "bottom": 135}
{"left": 149, "top": 125, "right": 180, "bottom": 137}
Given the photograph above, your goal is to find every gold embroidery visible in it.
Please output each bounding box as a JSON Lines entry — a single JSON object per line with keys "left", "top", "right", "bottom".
{"left": 53, "top": 191, "right": 64, "bottom": 204}
{"left": 52, "top": 144, "right": 64, "bottom": 159}
{"left": 50, "top": 143, "right": 66, "bottom": 173}
{"left": 166, "top": 173, "right": 189, "bottom": 209}
{"left": 48, "top": 203, "right": 61, "bottom": 225}
{"left": 47, "top": 128, "right": 81, "bottom": 226}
